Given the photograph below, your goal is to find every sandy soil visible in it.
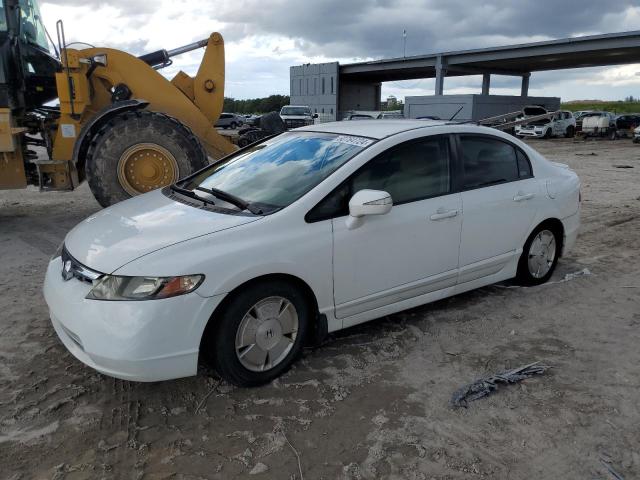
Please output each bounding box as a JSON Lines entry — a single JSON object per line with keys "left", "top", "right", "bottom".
{"left": 0, "top": 137, "right": 639, "bottom": 480}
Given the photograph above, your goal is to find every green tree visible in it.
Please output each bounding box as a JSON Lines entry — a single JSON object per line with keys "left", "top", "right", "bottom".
{"left": 223, "top": 95, "right": 291, "bottom": 114}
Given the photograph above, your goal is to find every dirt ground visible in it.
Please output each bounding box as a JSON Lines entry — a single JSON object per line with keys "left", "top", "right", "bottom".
{"left": 1, "top": 137, "right": 639, "bottom": 480}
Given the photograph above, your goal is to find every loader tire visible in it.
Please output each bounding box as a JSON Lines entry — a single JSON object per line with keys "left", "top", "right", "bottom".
{"left": 86, "top": 110, "right": 209, "bottom": 207}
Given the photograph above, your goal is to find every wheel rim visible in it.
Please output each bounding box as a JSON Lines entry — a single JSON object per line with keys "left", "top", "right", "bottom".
{"left": 117, "top": 143, "right": 179, "bottom": 196}
{"left": 528, "top": 230, "right": 556, "bottom": 279}
{"left": 235, "top": 296, "right": 298, "bottom": 372}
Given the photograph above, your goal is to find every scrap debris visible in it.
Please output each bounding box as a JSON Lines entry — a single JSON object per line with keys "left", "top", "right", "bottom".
{"left": 450, "top": 361, "right": 550, "bottom": 408}
{"left": 600, "top": 457, "right": 625, "bottom": 480}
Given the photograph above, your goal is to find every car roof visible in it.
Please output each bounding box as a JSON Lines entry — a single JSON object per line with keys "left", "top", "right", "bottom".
{"left": 297, "top": 119, "right": 448, "bottom": 139}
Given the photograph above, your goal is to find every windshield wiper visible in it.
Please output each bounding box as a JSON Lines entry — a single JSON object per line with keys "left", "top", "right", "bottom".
{"left": 195, "top": 186, "right": 263, "bottom": 215}
{"left": 170, "top": 184, "right": 216, "bottom": 206}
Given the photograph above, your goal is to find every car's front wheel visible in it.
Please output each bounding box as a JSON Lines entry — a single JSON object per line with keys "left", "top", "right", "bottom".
{"left": 205, "top": 280, "right": 311, "bottom": 386}
{"left": 516, "top": 224, "right": 561, "bottom": 285}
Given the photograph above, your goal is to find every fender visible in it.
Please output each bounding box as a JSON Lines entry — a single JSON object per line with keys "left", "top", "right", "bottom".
{"left": 73, "top": 99, "right": 149, "bottom": 181}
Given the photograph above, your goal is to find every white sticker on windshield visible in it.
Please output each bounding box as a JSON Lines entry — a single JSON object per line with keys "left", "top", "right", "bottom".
{"left": 334, "top": 135, "right": 374, "bottom": 147}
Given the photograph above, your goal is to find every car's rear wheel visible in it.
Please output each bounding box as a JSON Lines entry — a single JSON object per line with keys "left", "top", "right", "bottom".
{"left": 516, "top": 224, "right": 561, "bottom": 285}
{"left": 230, "top": 122, "right": 237, "bottom": 129}
{"left": 205, "top": 280, "right": 311, "bottom": 386}
{"left": 565, "top": 125, "right": 575, "bottom": 138}
{"left": 608, "top": 128, "right": 617, "bottom": 140}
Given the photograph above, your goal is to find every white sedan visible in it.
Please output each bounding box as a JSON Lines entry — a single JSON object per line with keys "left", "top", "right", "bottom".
{"left": 44, "top": 120, "right": 581, "bottom": 386}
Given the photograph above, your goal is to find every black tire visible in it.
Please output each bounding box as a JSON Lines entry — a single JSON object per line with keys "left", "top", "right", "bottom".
{"left": 633, "top": 137, "right": 640, "bottom": 144}
{"left": 85, "top": 110, "right": 208, "bottom": 207}
{"left": 565, "top": 125, "right": 575, "bottom": 138}
{"left": 204, "top": 280, "right": 311, "bottom": 387}
{"left": 543, "top": 128, "right": 552, "bottom": 139}
{"left": 516, "top": 223, "right": 561, "bottom": 286}
{"left": 608, "top": 128, "right": 617, "bottom": 140}
{"left": 230, "top": 122, "right": 237, "bottom": 129}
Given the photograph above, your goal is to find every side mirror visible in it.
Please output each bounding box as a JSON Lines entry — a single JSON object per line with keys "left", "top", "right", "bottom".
{"left": 346, "top": 189, "right": 392, "bottom": 229}
{"left": 313, "top": 113, "right": 319, "bottom": 118}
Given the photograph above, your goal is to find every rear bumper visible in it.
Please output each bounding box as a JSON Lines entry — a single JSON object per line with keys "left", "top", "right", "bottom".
{"left": 43, "top": 257, "right": 225, "bottom": 382}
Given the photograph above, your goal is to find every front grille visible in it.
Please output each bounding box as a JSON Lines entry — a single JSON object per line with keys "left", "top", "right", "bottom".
{"left": 60, "top": 248, "right": 103, "bottom": 284}
{"left": 285, "top": 119, "right": 308, "bottom": 128}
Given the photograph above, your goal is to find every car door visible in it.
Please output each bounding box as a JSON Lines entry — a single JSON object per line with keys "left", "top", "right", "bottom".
{"left": 552, "top": 113, "right": 564, "bottom": 136}
{"left": 322, "top": 135, "right": 463, "bottom": 321}
{"left": 456, "top": 134, "right": 541, "bottom": 284}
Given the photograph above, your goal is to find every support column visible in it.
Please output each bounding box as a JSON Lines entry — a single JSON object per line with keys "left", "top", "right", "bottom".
{"left": 435, "top": 55, "right": 447, "bottom": 95}
{"left": 482, "top": 73, "right": 491, "bottom": 95}
{"left": 521, "top": 73, "right": 530, "bottom": 97}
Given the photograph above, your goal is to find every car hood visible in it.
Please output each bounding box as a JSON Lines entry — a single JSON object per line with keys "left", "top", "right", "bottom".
{"left": 64, "top": 190, "right": 261, "bottom": 273}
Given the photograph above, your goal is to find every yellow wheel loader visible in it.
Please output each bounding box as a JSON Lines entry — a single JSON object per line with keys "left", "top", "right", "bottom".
{"left": 0, "top": 0, "right": 237, "bottom": 207}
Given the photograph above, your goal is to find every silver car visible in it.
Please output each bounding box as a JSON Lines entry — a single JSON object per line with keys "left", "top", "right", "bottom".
{"left": 215, "top": 113, "right": 244, "bottom": 129}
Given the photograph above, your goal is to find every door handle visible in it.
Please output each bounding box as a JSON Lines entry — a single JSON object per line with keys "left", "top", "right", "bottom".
{"left": 430, "top": 209, "right": 458, "bottom": 221}
{"left": 513, "top": 192, "right": 535, "bottom": 202}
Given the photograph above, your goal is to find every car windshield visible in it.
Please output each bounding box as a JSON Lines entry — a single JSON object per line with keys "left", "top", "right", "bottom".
{"left": 281, "top": 107, "right": 310, "bottom": 116}
{"left": 182, "top": 132, "right": 371, "bottom": 214}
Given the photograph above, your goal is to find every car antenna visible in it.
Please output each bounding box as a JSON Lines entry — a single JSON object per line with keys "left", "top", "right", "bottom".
{"left": 448, "top": 106, "right": 464, "bottom": 121}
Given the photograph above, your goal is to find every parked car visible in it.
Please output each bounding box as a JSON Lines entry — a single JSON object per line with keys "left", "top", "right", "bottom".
{"left": 580, "top": 112, "right": 617, "bottom": 139}
{"left": 515, "top": 110, "right": 576, "bottom": 139}
{"left": 280, "top": 105, "right": 317, "bottom": 129}
{"left": 44, "top": 121, "right": 580, "bottom": 386}
{"left": 243, "top": 114, "right": 261, "bottom": 127}
{"left": 346, "top": 113, "right": 376, "bottom": 120}
{"left": 633, "top": 125, "right": 640, "bottom": 143}
{"left": 377, "top": 112, "right": 404, "bottom": 119}
{"left": 215, "top": 113, "right": 244, "bottom": 129}
{"left": 614, "top": 114, "right": 640, "bottom": 137}
{"left": 573, "top": 111, "right": 594, "bottom": 132}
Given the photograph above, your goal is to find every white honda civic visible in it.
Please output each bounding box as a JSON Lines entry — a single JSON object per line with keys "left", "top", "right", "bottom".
{"left": 44, "top": 120, "right": 580, "bottom": 386}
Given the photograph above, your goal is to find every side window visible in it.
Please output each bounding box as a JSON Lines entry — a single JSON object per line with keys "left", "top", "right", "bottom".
{"left": 516, "top": 149, "right": 532, "bottom": 178}
{"left": 351, "top": 136, "right": 450, "bottom": 204}
{"left": 460, "top": 136, "right": 519, "bottom": 189}
{"left": 306, "top": 136, "right": 451, "bottom": 222}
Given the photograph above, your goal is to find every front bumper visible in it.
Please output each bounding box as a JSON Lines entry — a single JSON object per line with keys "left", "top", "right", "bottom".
{"left": 516, "top": 129, "right": 545, "bottom": 137}
{"left": 43, "top": 257, "right": 224, "bottom": 382}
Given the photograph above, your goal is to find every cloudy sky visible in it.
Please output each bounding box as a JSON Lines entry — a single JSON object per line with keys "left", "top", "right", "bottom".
{"left": 41, "top": 0, "right": 640, "bottom": 101}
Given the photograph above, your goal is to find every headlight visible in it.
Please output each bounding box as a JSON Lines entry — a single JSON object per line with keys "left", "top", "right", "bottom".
{"left": 86, "top": 274, "right": 204, "bottom": 301}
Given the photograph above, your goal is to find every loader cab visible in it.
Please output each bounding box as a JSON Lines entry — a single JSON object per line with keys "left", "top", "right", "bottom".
{"left": 0, "top": 0, "right": 59, "bottom": 111}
